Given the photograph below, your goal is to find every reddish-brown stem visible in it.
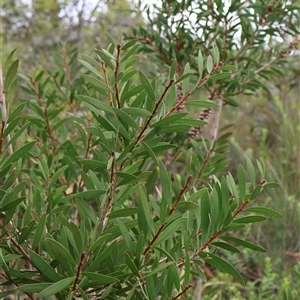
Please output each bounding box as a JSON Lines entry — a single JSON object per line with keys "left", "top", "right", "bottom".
{"left": 166, "top": 62, "right": 223, "bottom": 118}
{"left": 44, "top": 109, "right": 59, "bottom": 144}
{"left": 71, "top": 252, "right": 85, "bottom": 292}
{"left": 114, "top": 44, "right": 121, "bottom": 109}
{"left": 133, "top": 79, "right": 174, "bottom": 149}
{"left": 171, "top": 284, "right": 192, "bottom": 300}
{"left": 166, "top": 92, "right": 191, "bottom": 117}
{"left": 51, "top": 74, "right": 69, "bottom": 103}
{"left": 194, "top": 148, "right": 215, "bottom": 186}
{"left": 143, "top": 223, "right": 165, "bottom": 256}
{"left": 132, "top": 36, "right": 171, "bottom": 66}
{"left": 143, "top": 175, "right": 192, "bottom": 256}
{"left": 98, "top": 152, "right": 117, "bottom": 230}
{"left": 168, "top": 175, "right": 192, "bottom": 216}
{"left": 232, "top": 199, "right": 250, "bottom": 220}
{"left": 193, "top": 229, "right": 222, "bottom": 258}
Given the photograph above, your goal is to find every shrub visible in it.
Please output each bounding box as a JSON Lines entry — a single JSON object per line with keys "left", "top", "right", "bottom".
{"left": 1, "top": 0, "right": 298, "bottom": 298}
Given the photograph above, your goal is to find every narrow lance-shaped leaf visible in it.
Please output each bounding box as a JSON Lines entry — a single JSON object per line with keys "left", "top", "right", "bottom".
{"left": 29, "top": 250, "right": 62, "bottom": 282}
{"left": 198, "top": 50, "right": 203, "bottom": 78}
{"left": 182, "top": 63, "right": 191, "bottom": 95}
{"left": 213, "top": 45, "right": 220, "bottom": 64}
{"left": 206, "top": 55, "right": 213, "bottom": 73}
{"left": 37, "top": 277, "right": 74, "bottom": 298}
{"left": 246, "top": 157, "right": 256, "bottom": 187}
{"left": 201, "top": 191, "right": 211, "bottom": 245}
{"left": 139, "top": 71, "right": 155, "bottom": 101}
{"left": 245, "top": 207, "right": 283, "bottom": 218}
{"left": 3, "top": 142, "right": 36, "bottom": 168}
{"left": 206, "top": 253, "right": 245, "bottom": 285}
{"left": 152, "top": 218, "right": 186, "bottom": 247}
{"left": 221, "top": 236, "right": 267, "bottom": 252}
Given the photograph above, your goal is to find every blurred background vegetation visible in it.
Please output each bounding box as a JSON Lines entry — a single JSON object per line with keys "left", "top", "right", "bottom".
{"left": 1, "top": 0, "right": 299, "bottom": 298}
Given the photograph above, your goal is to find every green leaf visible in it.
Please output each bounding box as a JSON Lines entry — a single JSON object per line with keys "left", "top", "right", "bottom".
{"left": 222, "top": 236, "right": 267, "bottom": 252}
{"left": 78, "top": 59, "right": 103, "bottom": 78}
{"left": 141, "top": 142, "right": 159, "bottom": 166}
{"left": 213, "top": 45, "right": 220, "bottom": 64}
{"left": 221, "top": 65, "right": 237, "bottom": 71}
{"left": 151, "top": 112, "right": 187, "bottom": 128}
{"left": 4, "top": 59, "right": 19, "bottom": 91}
{"left": 177, "top": 201, "right": 198, "bottom": 212}
{"left": 3, "top": 141, "right": 35, "bottom": 168}
{"left": 212, "top": 241, "right": 240, "bottom": 253}
{"left": 250, "top": 185, "right": 262, "bottom": 200}
{"left": 82, "top": 272, "right": 119, "bottom": 284}
{"left": 32, "top": 214, "right": 47, "bottom": 250}
{"left": 182, "top": 63, "right": 191, "bottom": 95}
{"left": 238, "top": 165, "right": 246, "bottom": 201}
{"left": 3, "top": 49, "right": 17, "bottom": 74}
{"left": 88, "top": 234, "right": 111, "bottom": 253}
{"left": 159, "top": 160, "right": 172, "bottom": 206}
{"left": 18, "top": 283, "right": 52, "bottom": 293}
{"left": 118, "top": 220, "right": 135, "bottom": 254}
{"left": 6, "top": 122, "right": 30, "bottom": 148}
{"left": 76, "top": 198, "right": 97, "bottom": 224}
{"left": 174, "top": 72, "right": 194, "bottom": 85}
{"left": 125, "top": 251, "right": 140, "bottom": 277}
{"left": 37, "top": 277, "right": 74, "bottom": 298}
{"left": 144, "top": 262, "right": 174, "bottom": 277}
{"left": 44, "top": 239, "right": 77, "bottom": 266}
{"left": 245, "top": 157, "right": 256, "bottom": 187}
{"left": 76, "top": 189, "right": 106, "bottom": 199}
{"left": 201, "top": 191, "right": 211, "bottom": 245}
{"left": 29, "top": 250, "right": 62, "bottom": 282}
{"left": 112, "top": 107, "right": 139, "bottom": 129}
{"left": 245, "top": 207, "right": 283, "bottom": 218}
{"left": 262, "top": 182, "right": 279, "bottom": 188}
{"left": 122, "top": 39, "right": 138, "bottom": 50}
{"left": 209, "top": 72, "right": 231, "bottom": 81}
{"left": 152, "top": 218, "right": 186, "bottom": 247}
{"left": 83, "top": 75, "right": 113, "bottom": 94}
{"left": 108, "top": 208, "right": 137, "bottom": 219}
{"left": 187, "top": 188, "right": 207, "bottom": 202}
{"left": 234, "top": 215, "right": 266, "bottom": 223}
{"left": 139, "top": 71, "right": 155, "bottom": 101}
{"left": 121, "top": 44, "right": 140, "bottom": 62}
{"left": 80, "top": 95, "right": 114, "bottom": 114}
{"left": 169, "top": 60, "right": 177, "bottom": 79}
{"left": 185, "top": 100, "right": 219, "bottom": 108}
{"left": 0, "top": 197, "right": 26, "bottom": 211}
{"left": 206, "top": 253, "right": 245, "bottom": 285}
{"left": 256, "top": 158, "right": 265, "bottom": 179}
{"left": 206, "top": 55, "right": 213, "bottom": 73}
{"left": 48, "top": 166, "right": 69, "bottom": 190}
{"left": 122, "top": 107, "right": 151, "bottom": 117}
{"left": 198, "top": 50, "right": 203, "bottom": 77}
{"left": 96, "top": 49, "right": 115, "bottom": 69}
{"left": 7, "top": 103, "right": 26, "bottom": 123}
{"left": 106, "top": 32, "right": 116, "bottom": 46}
{"left": 138, "top": 185, "right": 154, "bottom": 234}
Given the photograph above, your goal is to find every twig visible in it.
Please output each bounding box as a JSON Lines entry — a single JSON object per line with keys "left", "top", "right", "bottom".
{"left": 143, "top": 176, "right": 192, "bottom": 256}
{"left": 171, "top": 284, "right": 192, "bottom": 300}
